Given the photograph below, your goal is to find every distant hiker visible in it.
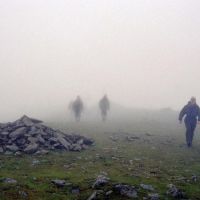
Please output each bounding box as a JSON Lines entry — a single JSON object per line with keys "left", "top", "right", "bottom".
{"left": 71, "top": 96, "right": 84, "bottom": 122}
{"left": 99, "top": 95, "right": 110, "bottom": 121}
{"left": 179, "top": 97, "right": 200, "bottom": 147}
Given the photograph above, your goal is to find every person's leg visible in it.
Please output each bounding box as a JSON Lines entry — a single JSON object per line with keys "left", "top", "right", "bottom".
{"left": 185, "top": 121, "right": 192, "bottom": 147}
{"left": 190, "top": 121, "right": 197, "bottom": 146}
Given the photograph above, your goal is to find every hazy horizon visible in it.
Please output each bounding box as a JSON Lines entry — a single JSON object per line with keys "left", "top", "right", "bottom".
{"left": 1, "top": 0, "right": 200, "bottom": 121}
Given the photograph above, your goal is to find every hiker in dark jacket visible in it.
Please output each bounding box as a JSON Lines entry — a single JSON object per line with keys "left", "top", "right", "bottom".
{"left": 99, "top": 95, "right": 110, "bottom": 121}
{"left": 71, "top": 96, "right": 84, "bottom": 122}
{"left": 179, "top": 97, "right": 200, "bottom": 147}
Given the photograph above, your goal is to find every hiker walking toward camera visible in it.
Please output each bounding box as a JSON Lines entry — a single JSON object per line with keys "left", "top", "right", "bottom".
{"left": 99, "top": 95, "right": 110, "bottom": 121}
{"left": 179, "top": 97, "right": 200, "bottom": 147}
{"left": 71, "top": 96, "right": 84, "bottom": 122}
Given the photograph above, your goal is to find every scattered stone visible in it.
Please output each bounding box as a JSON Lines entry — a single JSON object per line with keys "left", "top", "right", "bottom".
{"left": 140, "top": 184, "right": 154, "bottom": 191}
{"left": 148, "top": 193, "right": 159, "bottom": 200}
{"left": 191, "top": 175, "right": 198, "bottom": 182}
{"left": 134, "top": 157, "right": 141, "bottom": 161}
{"left": 71, "top": 187, "right": 80, "bottom": 194}
{"left": 31, "top": 159, "right": 40, "bottom": 166}
{"left": 15, "top": 151, "right": 22, "bottom": 156}
{"left": 51, "top": 179, "right": 67, "bottom": 187}
{"left": 114, "top": 184, "right": 138, "bottom": 198}
{"left": 92, "top": 175, "right": 110, "bottom": 188}
{"left": 63, "top": 164, "right": 71, "bottom": 169}
{"left": 126, "top": 136, "right": 140, "bottom": 141}
{"left": 100, "top": 171, "right": 108, "bottom": 176}
{"left": 3, "top": 178, "right": 17, "bottom": 184}
{"left": 19, "top": 191, "right": 28, "bottom": 199}
{"left": 87, "top": 191, "right": 97, "bottom": 200}
{"left": 145, "top": 133, "right": 153, "bottom": 136}
{"left": 167, "top": 184, "right": 185, "bottom": 199}
{"left": 32, "top": 177, "right": 37, "bottom": 181}
{"left": 35, "top": 149, "right": 49, "bottom": 155}
{"left": 106, "top": 190, "right": 113, "bottom": 196}
{"left": 109, "top": 136, "right": 119, "bottom": 142}
{"left": 0, "top": 115, "right": 94, "bottom": 155}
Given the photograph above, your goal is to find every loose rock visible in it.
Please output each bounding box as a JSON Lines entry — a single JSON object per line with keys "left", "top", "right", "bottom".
{"left": 114, "top": 184, "right": 138, "bottom": 198}
{"left": 51, "top": 179, "right": 67, "bottom": 187}
{"left": 92, "top": 175, "right": 110, "bottom": 188}
{"left": 2, "top": 178, "right": 17, "bottom": 184}
{"left": 87, "top": 191, "right": 97, "bottom": 200}
{"left": 148, "top": 193, "right": 159, "bottom": 200}
{"left": 140, "top": 183, "right": 154, "bottom": 191}
{"left": 167, "top": 184, "right": 185, "bottom": 199}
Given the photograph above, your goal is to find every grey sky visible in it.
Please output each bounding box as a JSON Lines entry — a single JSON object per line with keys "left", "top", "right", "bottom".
{"left": 0, "top": 0, "right": 200, "bottom": 120}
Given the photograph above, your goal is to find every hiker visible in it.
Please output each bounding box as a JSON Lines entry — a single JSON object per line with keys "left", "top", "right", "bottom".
{"left": 71, "top": 96, "right": 84, "bottom": 122}
{"left": 99, "top": 95, "right": 110, "bottom": 121}
{"left": 179, "top": 97, "right": 200, "bottom": 147}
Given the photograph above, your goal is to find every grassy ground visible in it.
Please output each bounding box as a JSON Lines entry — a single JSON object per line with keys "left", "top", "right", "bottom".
{"left": 1, "top": 117, "right": 200, "bottom": 199}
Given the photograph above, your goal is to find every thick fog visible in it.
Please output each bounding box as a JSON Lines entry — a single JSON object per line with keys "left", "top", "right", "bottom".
{"left": 0, "top": 0, "right": 200, "bottom": 121}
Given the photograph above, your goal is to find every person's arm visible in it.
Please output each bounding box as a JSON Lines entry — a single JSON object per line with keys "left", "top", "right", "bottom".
{"left": 179, "top": 105, "right": 187, "bottom": 122}
{"left": 198, "top": 106, "right": 200, "bottom": 123}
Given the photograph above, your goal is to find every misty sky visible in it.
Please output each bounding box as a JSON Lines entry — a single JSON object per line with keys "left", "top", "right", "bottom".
{"left": 0, "top": 0, "right": 200, "bottom": 120}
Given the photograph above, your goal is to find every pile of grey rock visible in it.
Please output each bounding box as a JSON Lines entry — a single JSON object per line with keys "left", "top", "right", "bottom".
{"left": 0, "top": 115, "right": 94, "bottom": 155}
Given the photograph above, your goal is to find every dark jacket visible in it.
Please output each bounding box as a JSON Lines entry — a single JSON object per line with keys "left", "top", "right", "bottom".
{"left": 179, "top": 103, "right": 200, "bottom": 122}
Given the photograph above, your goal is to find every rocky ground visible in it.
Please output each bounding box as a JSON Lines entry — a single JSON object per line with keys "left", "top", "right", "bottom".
{"left": 0, "top": 118, "right": 200, "bottom": 200}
